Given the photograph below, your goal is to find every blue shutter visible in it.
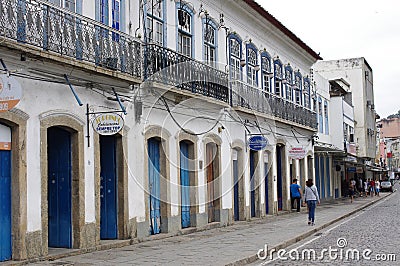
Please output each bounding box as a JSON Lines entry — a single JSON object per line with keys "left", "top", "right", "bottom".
{"left": 0, "top": 150, "right": 12, "bottom": 261}
{"left": 180, "top": 142, "right": 190, "bottom": 228}
{"left": 326, "top": 157, "right": 331, "bottom": 198}
{"left": 233, "top": 158, "right": 239, "bottom": 221}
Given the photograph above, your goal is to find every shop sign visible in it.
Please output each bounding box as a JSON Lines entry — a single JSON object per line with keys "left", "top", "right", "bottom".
{"left": 248, "top": 135, "right": 268, "bottom": 151}
{"left": 356, "top": 167, "right": 364, "bottom": 173}
{"left": 92, "top": 113, "right": 124, "bottom": 135}
{"left": 288, "top": 147, "right": 306, "bottom": 159}
{"left": 0, "top": 74, "right": 22, "bottom": 112}
{"left": 347, "top": 167, "right": 356, "bottom": 172}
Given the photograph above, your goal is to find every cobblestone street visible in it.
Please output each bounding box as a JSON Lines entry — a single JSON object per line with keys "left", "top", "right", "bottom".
{"left": 253, "top": 183, "right": 400, "bottom": 266}
{"left": 11, "top": 187, "right": 394, "bottom": 266}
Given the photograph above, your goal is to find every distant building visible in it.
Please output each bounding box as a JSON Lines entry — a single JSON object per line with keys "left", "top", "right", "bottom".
{"left": 378, "top": 117, "right": 400, "bottom": 174}
{"left": 314, "top": 58, "right": 377, "bottom": 181}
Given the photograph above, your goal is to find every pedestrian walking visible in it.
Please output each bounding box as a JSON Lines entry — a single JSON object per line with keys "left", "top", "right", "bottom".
{"left": 303, "top": 179, "right": 320, "bottom": 226}
{"left": 375, "top": 180, "right": 380, "bottom": 196}
{"left": 290, "top": 178, "right": 302, "bottom": 212}
{"left": 349, "top": 180, "right": 355, "bottom": 203}
{"left": 358, "top": 177, "right": 363, "bottom": 196}
{"left": 370, "top": 179, "right": 375, "bottom": 197}
{"left": 364, "top": 180, "right": 369, "bottom": 197}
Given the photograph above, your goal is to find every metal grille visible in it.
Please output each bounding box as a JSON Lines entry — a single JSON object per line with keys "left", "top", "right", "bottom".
{"left": 144, "top": 44, "right": 229, "bottom": 103}
{"left": 231, "top": 80, "right": 317, "bottom": 129}
{"left": 0, "top": 0, "right": 142, "bottom": 78}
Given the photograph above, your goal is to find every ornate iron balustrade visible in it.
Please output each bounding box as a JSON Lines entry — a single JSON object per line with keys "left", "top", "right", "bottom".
{"left": 231, "top": 80, "right": 317, "bottom": 129}
{"left": 144, "top": 44, "right": 229, "bottom": 103}
{"left": 0, "top": 0, "right": 141, "bottom": 78}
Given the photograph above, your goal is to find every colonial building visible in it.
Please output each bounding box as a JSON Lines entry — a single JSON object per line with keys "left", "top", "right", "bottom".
{"left": 378, "top": 116, "right": 400, "bottom": 175}
{"left": 0, "top": 0, "right": 320, "bottom": 262}
{"left": 314, "top": 58, "right": 377, "bottom": 182}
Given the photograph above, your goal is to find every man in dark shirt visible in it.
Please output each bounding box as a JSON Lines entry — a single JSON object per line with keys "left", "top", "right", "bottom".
{"left": 290, "top": 178, "right": 302, "bottom": 212}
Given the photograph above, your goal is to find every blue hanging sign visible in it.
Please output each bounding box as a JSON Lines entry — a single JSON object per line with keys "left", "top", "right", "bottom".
{"left": 248, "top": 135, "right": 268, "bottom": 151}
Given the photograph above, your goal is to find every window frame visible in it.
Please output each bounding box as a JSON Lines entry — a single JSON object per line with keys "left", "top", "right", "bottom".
{"left": 203, "top": 18, "right": 218, "bottom": 67}
{"left": 294, "top": 71, "right": 302, "bottom": 105}
{"left": 261, "top": 52, "right": 272, "bottom": 93}
{"left": 318, "top": 97, "right": 323, "bottom": 133}
{"left": 246, "top": 43, "right": 258, "bottom": 87}
{"left": 324, "top": 100, "right": 329, "bottom": 134}
{"left": 274, "top": 59, "right": 283, "bottom": 97}
{"left": 177, "top": 4, "right": 194, "bottom": 57}
{"left": 228, "top": 34, "right": 242, "bottom": 81}
{"left": 284, "top": 65, "right": 293, "bottom": 101}
{"left": 303, "top": 77, "right": 311, "bottom": 109}
{"left": 146, "top": 0, "right": 165, "bottom": 46}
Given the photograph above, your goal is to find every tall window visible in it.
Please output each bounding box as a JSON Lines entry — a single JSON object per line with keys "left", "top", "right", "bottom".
{"left": 204, "top": 22, "right": 216, "bottom": 66}
{"left": 229, "top": 35, "right": 241, "bottom": 80}
{"left": 146, "top": 0, "right": 164, "bottom": 45}
{"left": 294, "top": 71, "right": 302, "bottom": 104}
{"left": 246, "top": 44, "right": 258, "bottom": 86}
{"left": 274, "top": 59, "right": 283, "bottom": 97}
{"left": 100, "top": 0, "right": 109, "bottom": 25}
{"left": 318, "top": 97, "right": 323, "bottom": 133}
{"left": 111, "top": 0, "right": 120, "bottom": 40}
{"left": 261, "top": 52, "right": 272, "bottom": 93}
{"left": 303, "top": 77, "right": 311, "bottom": 108}
{"left": 324, "top": 100, "right": 329, "bottom": 134}
{"left": 178, "top": 8, "right": 192, "bottom": 57}
{"left": 284, "top": 65, "right": 293, "bottom": 101}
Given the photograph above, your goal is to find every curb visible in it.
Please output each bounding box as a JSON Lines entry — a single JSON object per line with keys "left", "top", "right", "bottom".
{"left": 226, "top": 192, "right": 393, "bottom": 266}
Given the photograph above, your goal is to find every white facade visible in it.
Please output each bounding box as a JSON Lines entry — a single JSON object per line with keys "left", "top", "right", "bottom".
{"left": 0, "top": 0, "right": 321, "bottom": 261}
{"left": 314, "top": 58, "right": 376, "bottom": 160}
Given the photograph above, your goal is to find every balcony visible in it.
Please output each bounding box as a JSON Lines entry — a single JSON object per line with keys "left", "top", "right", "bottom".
{"left": 231, "top": 80, "right": 317, "bottom": 129}
{"left": 144, "top": 44, "right": 229, "bottom": 103}
{"left": 0, "top": 0, "right": 141, "bottom": 78}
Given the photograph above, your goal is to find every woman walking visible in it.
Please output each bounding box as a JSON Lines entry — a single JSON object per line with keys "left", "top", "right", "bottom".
{"left": 303, "top": 179, "right": 320, "bottom": 226}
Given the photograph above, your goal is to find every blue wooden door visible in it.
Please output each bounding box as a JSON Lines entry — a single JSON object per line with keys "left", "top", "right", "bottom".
{"left": 0, "top": 150, "right": 11, "bottom": 261}
{"left": 326, "top": 157, "right": 331, "bottom": 198}
{"left": 233, "top": 159, "right": 239, "bottom": 221}
{"left": 250, "top": 151, "right": 256, "bottom": 217}
{"left": 315, "top": 156, "right": 320, "bottom": 199}
{"left": 320, "top": 156, "right": 325, "bottom": 199}
{"left": 264, "top": 162, "right": 269, "bottom": 215}
{"left": 48, "top": 127, "right": 72, "bottom": 248}
{"left": 148, "top": 139, "right": 161, "bottom": 234}
{"left": 276, "top": 146, "right": 283, "bottom": 211}
{"left": 180, "top": 142, "right": 190, "bottom": 228}
{"left": 100, "top": 136, "right": 118, "bottom": 239}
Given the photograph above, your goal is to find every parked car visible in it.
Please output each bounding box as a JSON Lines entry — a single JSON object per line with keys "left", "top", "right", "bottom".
{"left": 380, "top": 181, "right": 393, "bottom": 192}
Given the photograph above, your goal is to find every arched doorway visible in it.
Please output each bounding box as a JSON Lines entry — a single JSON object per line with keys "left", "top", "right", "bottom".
{"left": 206, "top": 142, "right": 220, "bottom": 223}
{"left": 232, "top": 148, "right": 245, "bottom": 221}
{"left": 264, "top": 151, "right": 272, "bottom": 215}
{"left": 179, "top": 140, "right": 196, "bottom": 228}
{"left": 100, "top": 135, "right": 118, "bottom": 239}
{"left": 148, "top": 137, "right": 162, "bottom": 234}
{"left": 276, "top": 144, "right": 287, "bottom": 211}
{"left": 47, "top": 126, "right": 72, "bottom": 248}
{"left": 250, "top": 151, "right": 260, "bottom": 217}
{"left": 0, "top": 123, "right": 12, "bottom": 261}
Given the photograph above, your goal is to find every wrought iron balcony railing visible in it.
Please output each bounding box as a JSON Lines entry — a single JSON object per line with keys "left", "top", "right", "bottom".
{"left": 231, "top": 80, "right": 317, "bottom": 129}
{"left": 0, "top": 0, "right": 141, "bottom": 78}
{"left": 144, "top": 44, "right": 229, "bottom": 103}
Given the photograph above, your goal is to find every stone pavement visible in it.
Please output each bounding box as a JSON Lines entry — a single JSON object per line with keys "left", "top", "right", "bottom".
{"left": 5, "top": 193, "right": 392, "bottom": 266}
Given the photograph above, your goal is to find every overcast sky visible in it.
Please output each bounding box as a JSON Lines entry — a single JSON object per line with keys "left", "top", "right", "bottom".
{"left": 257, "top": 0, "right": 400, "bottom": 118}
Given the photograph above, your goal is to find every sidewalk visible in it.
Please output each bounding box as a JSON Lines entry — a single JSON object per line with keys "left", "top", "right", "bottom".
{"left": 6, "top": 193, "right": 391, "bottom": 266}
